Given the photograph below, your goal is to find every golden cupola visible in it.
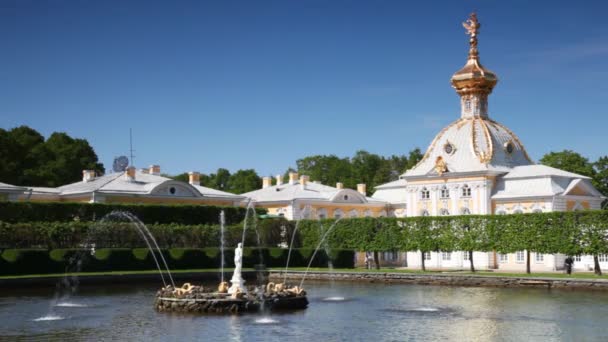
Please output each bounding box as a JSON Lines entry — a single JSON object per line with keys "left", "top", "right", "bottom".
{"left": 451, "top": 13, "right": 498, "bottom": 119}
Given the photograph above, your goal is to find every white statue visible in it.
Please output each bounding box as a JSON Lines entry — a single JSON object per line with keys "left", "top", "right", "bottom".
{"left": 228, "top": 243, "right": 246, "bottom": 294}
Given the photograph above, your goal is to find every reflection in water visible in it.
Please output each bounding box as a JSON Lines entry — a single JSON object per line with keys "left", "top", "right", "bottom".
{"left": 2, "top": 282, "right": 608, "bottom": 340}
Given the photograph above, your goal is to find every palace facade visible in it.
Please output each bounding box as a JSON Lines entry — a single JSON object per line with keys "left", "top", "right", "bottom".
{"left": 372, "top": 13, "right": 605, "bottom": 271}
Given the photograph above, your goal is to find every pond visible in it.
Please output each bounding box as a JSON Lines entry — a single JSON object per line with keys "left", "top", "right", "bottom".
{"left": 1, "top": 280, "right": 608, "bottom": 341}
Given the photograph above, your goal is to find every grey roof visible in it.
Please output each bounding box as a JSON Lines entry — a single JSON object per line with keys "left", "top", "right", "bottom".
{"left": 492, "top": 172, "right": 602, "bottom": 199}
{"left": 0, "top": 182, "right": 26, "bottom": 193}
{"left": 45, "top": 170, "right": 243, "bottom": 200}
{"left": 501, "top": 165, "right": 591, "bottom": 180}
{"left": 374, "top": 179, "right": 407, "bottom": 189}
{"left": 241, "top": 180, "right": 386, "bottom": 205}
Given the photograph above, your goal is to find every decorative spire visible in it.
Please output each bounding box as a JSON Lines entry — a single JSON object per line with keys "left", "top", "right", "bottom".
{"left": 462, "top": 12, "right": 481, "bottom": 60}
{"left": 451, "top": 13, "right": 498, "bottom": 119}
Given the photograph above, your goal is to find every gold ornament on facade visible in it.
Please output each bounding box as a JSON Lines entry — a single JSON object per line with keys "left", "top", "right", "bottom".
{"left": 434, "top": 156, "right": 449, "bottom": 175}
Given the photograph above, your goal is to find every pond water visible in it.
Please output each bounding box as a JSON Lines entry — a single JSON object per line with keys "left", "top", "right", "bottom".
{"left": 1, "top": 280, "right": 608, "bottom": 341}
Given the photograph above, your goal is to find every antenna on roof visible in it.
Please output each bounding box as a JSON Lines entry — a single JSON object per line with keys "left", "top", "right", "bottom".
{"left": 129, "top": 128, "right": 136, "bottom": 167}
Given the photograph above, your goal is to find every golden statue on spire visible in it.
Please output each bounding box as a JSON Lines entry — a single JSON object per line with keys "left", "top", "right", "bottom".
{"left": 462, "top": 13, "right": 480, "bottom": 59}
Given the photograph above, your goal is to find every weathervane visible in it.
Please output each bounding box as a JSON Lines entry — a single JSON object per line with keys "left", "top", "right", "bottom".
{"left": 462, "top": 12, "right": 480, "bottom": 59}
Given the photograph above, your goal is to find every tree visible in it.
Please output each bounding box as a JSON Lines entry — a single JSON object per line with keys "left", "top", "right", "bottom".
{"left": 351, "top": 150, "right": 384, "bottom": 195}
{"left": 540, "top": 150, "right": 595, "bottom": 178}
{"left": 228, "top": 169, "right": 261, "bottom": 194}
{"left": 593, "top": 156, "right": 608, "bottom": 205}
{"left": 0, "top": 126, "right": 104, "bottom": 187}
{"left": 296, "top": 155, "right": 352, "bottom": 187}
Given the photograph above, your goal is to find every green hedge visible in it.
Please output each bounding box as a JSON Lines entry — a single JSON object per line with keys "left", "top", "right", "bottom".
{"left": 0, "top": 202, "right": 264, "bottom": 225}
{"left": 0, "top": 248, "right": 352, "bottom": 276}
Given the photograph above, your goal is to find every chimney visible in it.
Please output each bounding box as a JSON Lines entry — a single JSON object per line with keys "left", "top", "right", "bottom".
{"left": 336, "top": 182, "right": 344, "bottom": 189}
{"left": 262, "top": 176, "right": 272, "bottom": 189}
{"left": 149, "top": 165, "right": 161, "bottom": 176}
{"left": 188, "top": 172, "right": 200, "bottom": 186}
{"left": 357, "top": 183, "right": 367, "bottom": 195}
{"left": 126, "top": 166, "right": 136, "bottom": 181}
{"left": 300, "top": 175, "right": 309, "bottom": 189}
{"left": 276, "top": 174, "right": 283, "bottom": 186}
{"left": 82, "top": 170, "right": 96, "bottom": 183}
{"left": 289, "top": 172, "right": 299, "bottom": 185}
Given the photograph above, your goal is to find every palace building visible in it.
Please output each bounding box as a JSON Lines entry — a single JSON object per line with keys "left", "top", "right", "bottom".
{"left": 241, "top": 172, "right": 388, "bottom": 220}
{"left": 18, "top": 165, "right": 245, "bottom": 206}
{"left": 372, "top": 13, "right": 605, "bottom": 271}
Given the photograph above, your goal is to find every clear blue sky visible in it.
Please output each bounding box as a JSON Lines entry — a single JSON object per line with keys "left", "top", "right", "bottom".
{"left": 1, "top": 1, "right": 607, "bottom": 177}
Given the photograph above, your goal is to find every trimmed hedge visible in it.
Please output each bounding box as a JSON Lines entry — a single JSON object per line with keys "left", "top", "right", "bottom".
{"left": 0, "top": 248, "right": 354, "bottom": 276}
{"left": 0, "top": 201, "right": 264, "bottom": 225}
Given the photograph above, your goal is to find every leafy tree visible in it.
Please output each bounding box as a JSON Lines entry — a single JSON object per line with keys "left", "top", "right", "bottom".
{"left": 228, "top": 169, "right": 261, "bottom": 194}
{"left": 0, "top": 127, "right": 104, "bottom": 187}
{"left": 540, "top": 150, "right": 595, "bottom": 178}
{"left": 593, "top": 156, "right": 608, "bottom": 206}
{"left": 296, "top": 155, "right": 352, "bottom": 188}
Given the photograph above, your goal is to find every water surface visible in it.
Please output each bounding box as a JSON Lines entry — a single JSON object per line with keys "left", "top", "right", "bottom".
{"left": 1, "top": 281, "right": 607, "bottom": 341}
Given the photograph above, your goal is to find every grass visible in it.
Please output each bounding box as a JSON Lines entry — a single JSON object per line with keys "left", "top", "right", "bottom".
{"left": 2, "top": 267, "right": 607, "bottom": 280}
{"left": 270, "top": 267, "right": 608, "bottom": 279}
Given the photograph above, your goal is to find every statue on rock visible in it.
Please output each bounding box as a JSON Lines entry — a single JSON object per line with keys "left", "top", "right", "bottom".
{"left": 228, "top": 243, "right": 246, "bottom": 294}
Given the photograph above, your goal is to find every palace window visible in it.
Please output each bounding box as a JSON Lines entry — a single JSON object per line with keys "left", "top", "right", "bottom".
{"left": 465, "top": 99, "right": 471, "bottom": 112}
{"left": 463, "top": 252, "right": 470, "bottom": 261}
{"left": 574, "top": 255, "right": 581, "bottom": 262}
{"left": 420, "top": 188, "right": 430, "bottom": 200}
{"left": 383, "top": 251, "right": 398, "bottom": 262}
{"left": 440, "top": 186, "right": 450, "bottom": 199}
{"left": 513, "top": 209, "right": 524, "bottom": 214}
{"left": 462, "top": 184, "right": 471, "bottom": 197}
{"left": 439, "top": 208, "right": 450, "bottom": 216}
{"left": 496, "top": 210, "right": 507, "bottom": 215}
{"left": 424, "top": 252, "right": 431, "bottom": 260}
{"left": 461, "top": 208, "right": 471, "bottom": 215}
{"left": 442, "top": 252, "right": 451, "bottom": 261}
{"left": 499, "top": 254, "right": 508, "bottom": 263}
{"left": 420, "top": 210, "right": 430, "bottom": 217}
{"left": 535, "top": 253, "right": 544, "bottom": 263}
{"left": 334, "top": 209, "right": 343, "bottom": 219}
{"left": 516, "top": 251, "right": 525, "bottom": 262}
{"left": 599, "top": 255, "right": 608, "bottom": 262}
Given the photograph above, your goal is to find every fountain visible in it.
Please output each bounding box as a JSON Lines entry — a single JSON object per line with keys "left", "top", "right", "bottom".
{"left": 154, "top": 241, "right": 308, "bottom": 314}
{"left": 154, "top": 204, "right": 308, "bottom": 314}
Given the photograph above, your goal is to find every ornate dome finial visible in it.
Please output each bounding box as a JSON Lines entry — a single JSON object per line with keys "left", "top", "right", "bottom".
{"left": 463, "top": 12, "right": 481, "bottom": 60}
{"left": 451, "top": 13, "right": 498, "bottom": 119}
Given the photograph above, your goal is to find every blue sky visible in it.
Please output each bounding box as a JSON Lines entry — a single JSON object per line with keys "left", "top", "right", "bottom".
{"left": 1, "top": 0, "right": 607, "bottom": 177}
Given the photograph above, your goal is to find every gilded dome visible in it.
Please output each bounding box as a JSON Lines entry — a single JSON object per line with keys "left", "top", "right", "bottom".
{"left": 404, "top": 117, "right": 533, "bottom": 177}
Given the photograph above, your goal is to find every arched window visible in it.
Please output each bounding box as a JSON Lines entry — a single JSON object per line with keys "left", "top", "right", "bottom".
{"left": 316, "top": 208, "right": 327, "bottom": 220}
{"left": 364, "top": 209, "right": 372, "bottom": 217}
{"left": 496, "top": 210, "right": 507, "bottom": 215}
{"left": 461, "top": 184, "right": 471, "bottom": 197}
{"left": 420, "top": 209, "right": 430, "bottom": 217}
{"left": 461, "top": 208, "right": 471, "bottom": 215}
{"left": 440, "top": 186, "right": 450, "bottom": 199}
{"left": 532, "top": 208, "right": 542, "bottom": 214}
{"left": 348, "top": 209, "right": 359, "bottom": 218}
{"left": 513, "top": 209, "right": 524, "bottom": 214}
{"left": 420, "top": 187, "right": 430, "bottom": 200}
{"left": 334, "top": 209, "right": 344, "bottom": 219}
{"left": 439, "top": 208, "right": 450, "bottom": 216}
{"left": 378, "top": 210, "right": 387, "bottom": 217}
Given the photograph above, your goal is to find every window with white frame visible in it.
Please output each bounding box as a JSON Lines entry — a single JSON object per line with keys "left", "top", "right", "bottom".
{"left": 516, "top": 251, "right": 525, "bottom": 262}
{"left": 462, "top": 184, "right": 471, "bottom": 197}
{"left": 499, "top": 254, "right": 508, "bottom": 263}
{"left": 461, "top": 208, "right": 471, "bottom": 215}
{"left": 439, "top": 208, "right": 450, "bottom": 216}
{"left": 424, "top": 252, "right": 431, "bottom": 260}
{"left": 575, "top": 255, "right": 581, "bottom": 262}
{"left": 532, "top": 209, "right": 543, "bottom": 214}
{"left": 463, "top": 252, "right": 470, "bottom": 261}
{"left": 497, "top": 210, "right": 507, "bottom": 215}
{"left": 334, "top": 209, "right": 343, "bottom": 219}
{"left": 420, "top": 210, "right": 430, "bottom": 217}
{"left": 440, "top": 186, "right": 450, "bottom": 199}
{"left": 513, "top": 209, "right": 524, "bottom": 214}
{"left": 383, "top": 251, "right": 398, "bottom": 262}
{"left": 420, "top": 187, "right": 430, "bottom": 200}
{"left": 599, "top": 255, "right": 608, "bottom": 262}
{"left": 348, "top": 209, "right": 358, "bottom": 218}
{"left": 442, "top": 252, "right": 451, "bottom": 261}
{"left": 535, "top": 253, "right": 544, "bottom": 262}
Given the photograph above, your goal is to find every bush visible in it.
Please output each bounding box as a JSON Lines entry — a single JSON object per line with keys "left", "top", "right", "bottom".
{"left": 0, "top": 249, "right": 60, "bottom": 275}
{"left": 0, "top": 202, "right": 265, "bottom": 225}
